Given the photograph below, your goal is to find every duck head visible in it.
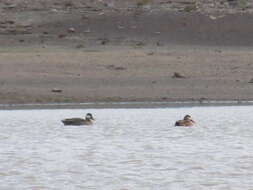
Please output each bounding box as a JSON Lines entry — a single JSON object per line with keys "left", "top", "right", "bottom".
{"left": 86, "top": 113, "right": 95, "bottom": 120}
{"left": 183, "top": 115, "right": 192, "bottom": 120}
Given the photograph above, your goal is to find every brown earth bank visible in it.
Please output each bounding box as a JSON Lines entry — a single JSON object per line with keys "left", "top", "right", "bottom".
{"left": 0, "top": 0, "right": 253, "bottom": 104}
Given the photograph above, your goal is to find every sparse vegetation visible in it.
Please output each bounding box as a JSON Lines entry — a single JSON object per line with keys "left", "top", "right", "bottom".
{"left": 237, "top": 0, "right": 248, "bottom": 9}
{"left": 136, "top": 0, "right": 152, "bottom": 7}
{"left": 184, "top": 4, "right": 197, "bottom": 12}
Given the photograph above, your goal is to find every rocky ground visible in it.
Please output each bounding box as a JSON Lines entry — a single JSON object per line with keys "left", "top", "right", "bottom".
{"left": 0, "top": 0, "right": 253, "bottom": 104}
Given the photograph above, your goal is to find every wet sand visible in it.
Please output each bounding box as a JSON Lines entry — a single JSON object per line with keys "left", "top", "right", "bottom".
{"left": 1, "top": 100, "right": 253, "bottom": 110}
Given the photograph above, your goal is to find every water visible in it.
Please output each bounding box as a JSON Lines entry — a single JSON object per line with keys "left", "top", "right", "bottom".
{"left": 1, "top": 106, "right": 253, "bottom": 190}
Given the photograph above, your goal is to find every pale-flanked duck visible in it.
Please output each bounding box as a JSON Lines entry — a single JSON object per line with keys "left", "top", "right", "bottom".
{"left": 62, "top": 113, "right": 95, "bottom": 126}
{"left": 175, "top": 115, "right": 195, "bottom": 127}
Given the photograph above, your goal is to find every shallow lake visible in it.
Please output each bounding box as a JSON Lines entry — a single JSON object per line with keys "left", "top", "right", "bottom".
{"left": 1, "top": 106, "right": 253, "bottom": 190}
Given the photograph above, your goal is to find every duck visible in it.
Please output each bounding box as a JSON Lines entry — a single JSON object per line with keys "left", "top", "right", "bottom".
{"left": 62, "top": 113, "right": 95, "bottom": 126}
{"left": 175, "top": 115, "right": 195, "bottom": 127}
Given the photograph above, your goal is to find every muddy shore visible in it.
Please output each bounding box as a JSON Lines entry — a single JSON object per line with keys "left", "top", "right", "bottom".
{"left": 0, "top": 0, "right": 253, "bottom": 104}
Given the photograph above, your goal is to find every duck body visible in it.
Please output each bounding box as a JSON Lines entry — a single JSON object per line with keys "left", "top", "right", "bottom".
{"left": 62, "top": 118, "right": 93, "bottom": 125}
{"left": 175, "top": 115, "right": 195, "bottom": 127}
{"left": 62, "top": 113, "right": 94, "bottom": 126}
{"left": 175, "top": 119, "right": 194, "bottom": 127}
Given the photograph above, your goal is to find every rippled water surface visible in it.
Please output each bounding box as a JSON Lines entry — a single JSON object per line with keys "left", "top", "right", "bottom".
{"left": 1, "top": 106, "right": 253, "bottom": 190}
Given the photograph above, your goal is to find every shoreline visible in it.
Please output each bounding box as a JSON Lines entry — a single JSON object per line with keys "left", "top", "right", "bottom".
{"left": 1, "top": 4, "right": 253, "bottom": 104}
{"left": 1, "top": 100, "right": 253, "bottom": 110}
{"left": 1, "top": 45, "right": 253, "bottom": 104}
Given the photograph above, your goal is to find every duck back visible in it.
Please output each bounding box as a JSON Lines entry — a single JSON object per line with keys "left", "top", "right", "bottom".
{"left": 62, "top": 118, "right": 88, "bottom": 126}
{"left": 175, "top": 120, "right": 194, "bottom": 127}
